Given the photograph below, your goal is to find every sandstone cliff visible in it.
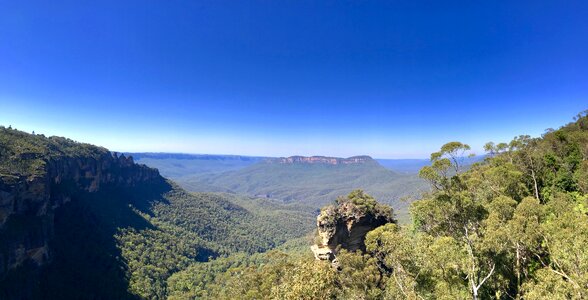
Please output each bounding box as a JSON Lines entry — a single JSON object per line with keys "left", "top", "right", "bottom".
{"left": 311, "top": 190, "right": 395, "bottom": 262}
{"left": 0, "top": 128, "right": 161, "bottom": 280}
{"left": 273, "top": 155, "right": 374, "bottom": 165}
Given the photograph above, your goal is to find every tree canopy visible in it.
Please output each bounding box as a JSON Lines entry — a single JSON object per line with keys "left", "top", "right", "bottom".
{"left": 165, "top": 112, "right": 588, "bottom": 299}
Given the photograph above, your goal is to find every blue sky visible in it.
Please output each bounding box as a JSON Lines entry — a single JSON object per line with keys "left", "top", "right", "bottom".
{"left": 1, "top": 1, "right": 587, "bottom": 158}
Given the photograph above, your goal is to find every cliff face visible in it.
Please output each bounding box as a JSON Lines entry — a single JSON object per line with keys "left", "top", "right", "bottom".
{"left": 311, "top": 190, "right": 395, "bottom": 262}
{"left": 274, "top": 155, "right": 373, "bottom": 165}
{"left": 0, "top": 129, "right": 161, "bottom": 280}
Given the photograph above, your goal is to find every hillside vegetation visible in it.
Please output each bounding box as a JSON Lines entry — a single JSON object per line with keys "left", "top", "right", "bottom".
{"left": 4, "top": 111, "right": 588, "bottom": 299}
{"left": 180, "top": 157, "right": 427, "bottom": 220}
{"left": 115, "top": 187, "right": 315, "bottom": 299}
{"left": 0, "top": 127, "right": 314, "bottom": 299}
{"left": 167, "top": 112, "right": 588, "bottom": 299}
{"left": 376, "top": 155, "right": 484, "bottom": 174}
{"left": 133, "top": 154, "right": 430, "bottom": 220}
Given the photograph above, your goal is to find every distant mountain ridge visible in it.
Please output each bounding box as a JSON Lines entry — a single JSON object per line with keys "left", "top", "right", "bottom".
{"left": 128, "top": 152, "right": 267, "bottom": 162}
{"left": 177, "top": 155, "right": 427, "bottom": 220}
{"left": 270, "top": 155, "right": 374, "bottom": 165}
{"left": 131, "top": 152, "right": 463, "bottom": 176}
{"left": 130, "top": 153, "right": 429, "bottom": 220}
{"left": 130, "top": 153, "right": 266, "bottom": 180}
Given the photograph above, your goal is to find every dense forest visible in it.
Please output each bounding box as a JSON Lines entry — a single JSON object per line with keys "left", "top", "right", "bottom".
{"left": 170, "top": 156, "right": 427, "bottom": 221}
{"left": 2, "top": 111, "right": 588, "bottom": 299}
{"left": 116, "top": 188, "right": 318, "bottom": 299}
{"left": 2, "top": 0, "right": 584, "bottom": 298}
{"left": 0, "top": 127, "right": 314, "bottom": 299}
{"left": 162, "top": 112, "right": 588, "bottom": 299}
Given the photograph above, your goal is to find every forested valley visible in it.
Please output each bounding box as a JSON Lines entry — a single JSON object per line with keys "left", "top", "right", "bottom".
{"left": 1, "top": 112, "right": 588, "bottom": 299}
{"left": 165, "top": 112, "right": 588, "bottom": 299}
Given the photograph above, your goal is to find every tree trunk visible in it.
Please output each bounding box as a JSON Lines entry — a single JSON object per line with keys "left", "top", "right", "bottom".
{"left": 516, "top": 244, "right": 521, "bottom": 300}
{"left": 531, "top": 168, "right": 540, "bottom": 201}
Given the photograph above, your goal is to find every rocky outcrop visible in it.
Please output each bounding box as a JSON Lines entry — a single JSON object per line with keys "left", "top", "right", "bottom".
{"left": 274, "top": 155, "right": 373, "bottom": 165}
{"left": 0, "top": 150, "right": 160, "bottom": 279}
{"left": 311, "top": 190, "right": 395, "bottom": 262}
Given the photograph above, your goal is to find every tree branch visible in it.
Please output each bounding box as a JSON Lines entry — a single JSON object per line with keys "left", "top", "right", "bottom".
{"left": 476, "top": 263, "right": 495, "bottom": 290}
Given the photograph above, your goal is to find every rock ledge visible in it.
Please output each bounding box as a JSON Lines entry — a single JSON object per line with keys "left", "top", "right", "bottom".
{"left": 311, "top": 190, "right": 395, "bottom": 262}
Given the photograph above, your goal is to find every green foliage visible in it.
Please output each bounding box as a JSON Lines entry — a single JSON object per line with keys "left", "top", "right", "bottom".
{"left": 166, "top": 157, "right": 428, "bottom": 221}
{"left": 0, "top": 126, "right": 108, "bottom": 177}
{"left": 4, "top": 111, "right": 588, "bottom": 299}
{"left": 406, "top": 113, "right": 588, "bottom": 299}
{"left": 115, "top": 188, "right": 316, "bottom": 299}
{"left": 183, "top": 112, "right": 588, "bottom": 299}
{"left": 0, "top": 127, "right": 316, "bottom": 299}
{"left": 116, "top": 224, "right": 205, "bottom": 299}
{"left": 335, "top": 189, "right": 394, "bottom": 219}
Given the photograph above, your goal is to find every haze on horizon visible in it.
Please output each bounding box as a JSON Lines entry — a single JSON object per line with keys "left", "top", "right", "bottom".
{"left": 1, "top": 1, "right": 586, "bottom": 159}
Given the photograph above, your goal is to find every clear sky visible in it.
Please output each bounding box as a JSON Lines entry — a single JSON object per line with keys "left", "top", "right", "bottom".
{"left": 1, "top": 1, "right": 587, "bottom": 158}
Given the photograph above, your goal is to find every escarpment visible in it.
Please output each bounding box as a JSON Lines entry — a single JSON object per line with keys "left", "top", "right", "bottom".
{"left": 0, "top": 128, "right": 162, "bottom": 282}
{"left": 273, "top": 155, "right": 374, "bottom": 165}
{"left": 311, "top": 190, "right": 395, "bottom": 262}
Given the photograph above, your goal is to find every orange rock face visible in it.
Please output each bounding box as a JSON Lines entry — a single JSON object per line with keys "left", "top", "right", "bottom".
{"left": 276, "top": 155, "right": 373, "bottom": 165}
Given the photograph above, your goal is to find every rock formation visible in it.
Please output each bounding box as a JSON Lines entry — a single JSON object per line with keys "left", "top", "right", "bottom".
{"left": 311, "top": 190, "right": 395, "bottom": 262}
{"left": 274, "top": 155, "right": 373, "bottom": 165}
{"left": 0, "top": 128, "right": 161, "bottom": 280}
